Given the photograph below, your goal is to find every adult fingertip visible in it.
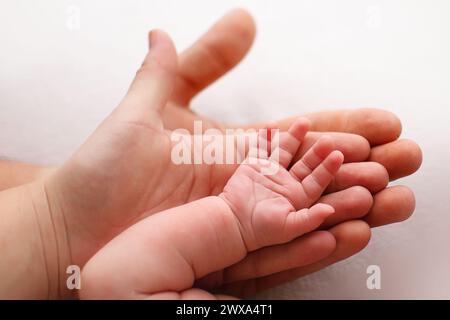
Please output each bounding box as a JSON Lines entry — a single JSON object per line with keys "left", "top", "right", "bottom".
{"left": 148, "top": 29, "right": 164, "bottom": 48}
{"left": 350, "top": 108, "right": 402, "bottom": 145}
{"left": 369, "top": 162, "right": 390, "bottom": 193}
{"left": 148, "top": 29, "right": 177, "bottom": 54}
{"left": 395, "top": 185, "right": 416, "bottom": 220}
{"left": 291, "top": 231, "right": 337, "bottom": 265}
{"left": 329, "top": 220, "right": 371, "bottom": 254}
{"left": 226, "top": 8, "right": 257, "bottom": 40}
{"left": 351, "top": 186, "right": 374, "bottom": 212}
{"left": 370, "top": 139, "right": 423, "bottom": 180}
{"left": 365, "top": 186, "right": 416, "bottom": 227}
{"left": 294, "top": 231, "right": 337, "bottom": 264}
{"left": 354, "top": 134, "right": 371, "bottom": 161}
{"left": 313, "top": 230, "right": 337, "bottom": 253}
{"left": 391, "top": 139, "right": 423, "bottom": 179}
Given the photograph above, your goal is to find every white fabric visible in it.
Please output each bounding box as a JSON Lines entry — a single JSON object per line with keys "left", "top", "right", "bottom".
{"left": 1, "top": 0, "right": 449, "bottom": 299}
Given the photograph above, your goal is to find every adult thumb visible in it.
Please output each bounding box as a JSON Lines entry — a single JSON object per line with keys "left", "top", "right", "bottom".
{"left": 114, "top": 30, "right": 177, "bottom": 128}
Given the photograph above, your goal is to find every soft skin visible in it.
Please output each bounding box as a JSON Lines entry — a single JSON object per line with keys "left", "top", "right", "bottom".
{"left": 0, "top": 9, "right": 421, "bottom": 298}
{"left": 80, "top": 119, "right": 343, "bottom": 299}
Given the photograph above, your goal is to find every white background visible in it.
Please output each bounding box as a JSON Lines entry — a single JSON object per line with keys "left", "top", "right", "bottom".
{"left": 0, "top": 0, "right": 449, "bottom": 299}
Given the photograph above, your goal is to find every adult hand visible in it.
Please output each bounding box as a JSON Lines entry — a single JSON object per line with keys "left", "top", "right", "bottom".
{"left": 0, "top": 9, "right": 421, "bottom": 298}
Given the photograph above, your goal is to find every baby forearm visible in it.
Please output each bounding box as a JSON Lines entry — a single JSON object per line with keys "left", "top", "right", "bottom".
{"left": 81, "top": 196, "right": 247, "bottom": 298}
{"left": 151, "top": 196, "right": 247, "bottom": 278}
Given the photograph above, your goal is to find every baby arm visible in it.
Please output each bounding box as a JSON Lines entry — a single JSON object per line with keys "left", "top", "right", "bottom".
{"left": 81, "top": 196, "right": 246, "bottom": 299}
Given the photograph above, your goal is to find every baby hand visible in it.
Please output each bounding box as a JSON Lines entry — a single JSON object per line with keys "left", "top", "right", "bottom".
{"left": 220, "top": 118, "right": 344, "bottom": 251}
